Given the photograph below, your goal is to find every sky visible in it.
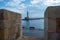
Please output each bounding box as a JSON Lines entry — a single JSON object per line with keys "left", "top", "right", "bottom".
{"left": 0, "top": 0, "right": 60, "bottom": 19}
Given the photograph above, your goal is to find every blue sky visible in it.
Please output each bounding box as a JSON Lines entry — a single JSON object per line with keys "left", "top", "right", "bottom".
{"left": 0, "top": 0, "right": 60, "bottom": 19}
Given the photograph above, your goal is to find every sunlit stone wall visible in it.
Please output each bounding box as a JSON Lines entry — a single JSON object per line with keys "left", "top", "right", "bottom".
{"left": 0, "top": 9, "right": 21, "bottom": 40}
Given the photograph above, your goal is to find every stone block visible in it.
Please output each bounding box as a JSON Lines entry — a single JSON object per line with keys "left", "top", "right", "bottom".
{"left": 44, "top": 6, "right": 60, "bottom": 40}
{"left": 0, "top": 9, "right": 21, "bottom": 40}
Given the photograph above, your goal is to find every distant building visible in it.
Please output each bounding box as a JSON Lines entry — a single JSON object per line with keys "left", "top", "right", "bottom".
{"left": 44, "top": 6, "right": 60, "bottom": 40}
{"left": 0, "top": 9, "right": 21, "bottom": 40}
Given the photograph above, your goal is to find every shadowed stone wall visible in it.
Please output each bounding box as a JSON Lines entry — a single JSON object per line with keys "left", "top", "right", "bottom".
{"left": 44, "top": 6, "right": 60, "bottom": 40}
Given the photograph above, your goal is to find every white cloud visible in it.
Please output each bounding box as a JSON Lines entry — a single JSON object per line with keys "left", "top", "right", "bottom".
{"left": 4, "top": 7, "right": 25, "bottom": 14}
{"left": 31, "top": 0, "right": 42, "bottom": 5}
{"left": 44, "top": 0, "right": 60, "bottom": 6}
{"left": 29, "top": 0, "right": 43, "bottom": 9}
{"left": 19, "top": 4, "right": 26, "bottom": 9}
{"left": 30, "top": 0, "right": 60, "bottom": 7}
{"left": 6, "top": 0, "right": 26, "bottom": 9}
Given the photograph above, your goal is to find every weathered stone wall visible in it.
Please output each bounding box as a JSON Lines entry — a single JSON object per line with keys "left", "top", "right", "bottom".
{"left": 0, "top": 9, "right": 21, "bottom": 40}
{"left": 44, "top": 6, "right": 60, "bottom": 40}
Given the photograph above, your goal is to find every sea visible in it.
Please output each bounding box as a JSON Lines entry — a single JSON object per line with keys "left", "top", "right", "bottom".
{"left": 22, "top": 19, "right": 44, "bottom": 38}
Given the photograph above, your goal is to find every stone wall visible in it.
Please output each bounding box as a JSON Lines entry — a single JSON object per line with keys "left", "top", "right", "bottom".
{"left": 44, "top": 6, "right": 60, "bottom": 40}
{"left": 0, "top": 9, "right": 21, "bottom": 40}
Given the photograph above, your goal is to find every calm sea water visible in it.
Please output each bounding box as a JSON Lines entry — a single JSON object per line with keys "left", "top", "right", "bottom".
{"left": 22, "top": 19, "right": 44, "bottom": 29}
{"left": 22, "top": 19, "right": 44, "bottom": 37}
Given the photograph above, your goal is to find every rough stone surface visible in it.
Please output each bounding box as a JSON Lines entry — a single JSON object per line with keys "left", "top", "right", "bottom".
{"left": 44, "top": 6, "right": 60, "bottom": 40}
{"left": 0, "top": 9, "right": 21, "bottom": 40}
